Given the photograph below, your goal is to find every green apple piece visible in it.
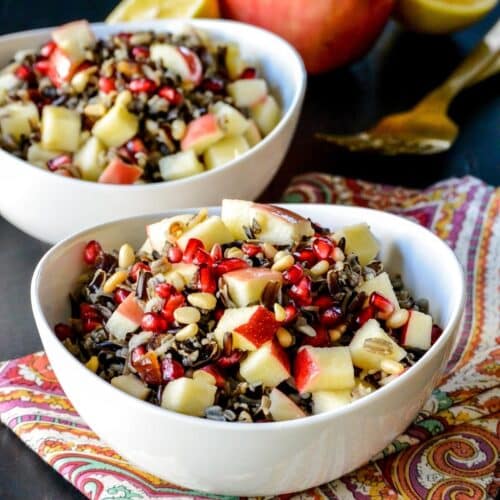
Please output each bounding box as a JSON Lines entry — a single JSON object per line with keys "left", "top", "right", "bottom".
{"left": 0, "top": 102, "right": 39, "bottom": 142}
{"left": 213, "top": 305, "right": 260, "bottom": 349}
{"left": 212, "top": 101, "right": 249, "bottom": 136}
{"left": 111, "top": 374, "right": 150, "bottom": 400}
{"left": 349, "top": 318, "right": 407, "bottom": 371}
{"left": 358, "top": 272, "right": 400, "bottom": 311}
{"left": 41, "top": 105, "right": 81, "bottom": 152}
{"left": 269, "top": 388, "right": 305, "bottom": 421}
{"left": 27, "top": 142, "right": 62, "bottom": 167}
{"left": 312, "top": 389, "right": 352, "bottom": 415}
{"left": 74, "top": 136, "right": 106, "bottom": 181}
{"left": 176, "top": 216, "right": 233, "bottom": 251}
{"left": 159, "top": 150, "right": 204, "bottom": 181}
{"left": 225, "top": 43, "right": 246, "bottom": 80}
{"left": 250, "top": 95, "right": 281, "bottom": 136}
{"left": 244, "top": 119, "right": 262, "bottom": 147}
{"left": 92, "top": 91, "right": 139, "bottom": 148}
{"left": 227, "top": 79, "right": 268, "bottom": 108}
{"left": 335, "top": 223, "right": 380, "bottom": 266}
{"left": 161, "top": 377, "right": 216, "bottom": 416}
{"left": 203, "top": 135, "right": 249, "bottom": 170}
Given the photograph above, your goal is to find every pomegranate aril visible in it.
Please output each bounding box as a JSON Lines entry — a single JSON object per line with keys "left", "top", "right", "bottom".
{"left": 167, "top": 246, "right": 183, "bottom": 263}
{"left": 47, "top": 154, "right": 72, "bottom": 172}
{"left": 83, "top": 240, "right": 102, "bottom": 265}
{"left": 282, "top": 264, "right": 304, "bottom": 285}
{"left": 54, "top": 323, "right": 73, "bottom": 341}
{"left": 370, "top": 292, "right": 395, "bottom": 315}
{"left": 216, "top": 351, "right": 243, "bottom": 368}
{"left": 141, "top": 312, "right": 168, "bottom": 333}
{"left": 201, "top": 77, "right": 225, "bottom": 93}
{"left": 155, "top": 283, "right": 174, "bottom": 300}
{"left": 193, "top": 248, "right": 213, "bottom": 266}
{"left": 213, "top": 258, "right": 249, "bottom": 277}
{"left": 131, "top": 46, "right": 150, "bottom": 59}
{"left": 40, "top": 41, "right": 57, "bottom": 58}
{"left": 199, "top": 266, "right": 216, "bottom": 293}
{"left": 98, "top": 76, "right": 116, "bottom": 94}
{"left": 162, "top": 293, "right": 186, "bottom": 323}
{"left": 312, "top": 237, "right": 334, "bottom": 260}
{"left": 82, "top": 318, "right": 101, "bottom": 333}
{"left": 314, "top": 295, "right": 334, "bottom": 310}
{"left": 214, "top": 308, "right": 224, "bottom": 322}
{"left": 158, "top": 86, "right": 183, "bottom": 105}
{"left": 283, "top": 304, "right": 298, "bottom": 324}
{"left": 239, "top": 67, "right": 256, "bottom": 79}
{"left": 131, "top": 345, "right": 146, "bottom": 367}
{"left": 15, "top": 64, "right": 33, "bottom": 81}
{"left": 293, "top": 248, "right": 317, "bottom": 267}
{"left": 80, "top": 303, "right": 101, "bottom": 321}
{"left": 113, "top": 287, "right": 130, "bottom": 305}
{"left": 162, "top": 358, "right": 185, "bottom": 381}
{"left": 129, "top": 262, "right": 151, "bottom": 282}
{"left": 302, "top": 325, "right": 330, "bottom": 347}
{"left": 129, "top": 77, "right": 157, "bottom": 94}
{"left": 183, "top": 238, "right": 204, "bottom": 263}
{"left": 320, "top": 307, "right": 342, "bottom": 327}
{"left": 117, "top": 32, "right": 132, "bottom": 40}
{"left": 34, "top": 60, "right": 50, "bottom": 76}
{"left": 289, "top": 276, "right": 312, "bottom": 306}
{"left": 210, "top": 243, "right": 223, "bottom": 261}
{"left": 431, "top": 324, "right": 443, "bottom": 345}
{"left": 242, "top": 243, "right": 261, "bottom": 257}
{"left": 356, "top": 306, "right": 376, "bottom": 327}
{"left": 126, "top": 137, "right": 147, "bottom": 155}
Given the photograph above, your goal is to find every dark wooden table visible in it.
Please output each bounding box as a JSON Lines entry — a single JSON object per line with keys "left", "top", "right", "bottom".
{"left": 0, "top": 2, "right": 498, "bottom": 498}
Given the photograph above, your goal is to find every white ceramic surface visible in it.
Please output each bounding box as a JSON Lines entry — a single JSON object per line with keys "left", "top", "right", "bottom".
{"left": 0, "top": 20, "right": 306, "bottom": 244}
{"left": 31, "top": 204, "right": 465, "bottom": 496}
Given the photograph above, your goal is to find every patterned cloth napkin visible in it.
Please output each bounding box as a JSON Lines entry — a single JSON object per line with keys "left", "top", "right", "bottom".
{"left": 0, "top": 175, "right": 498, "bottom": 500}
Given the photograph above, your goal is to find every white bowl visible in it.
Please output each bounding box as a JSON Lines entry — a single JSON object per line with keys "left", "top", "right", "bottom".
{"left": 31, "top": 204, "right": 465, "bottom": 496}
{"left": 0, "top": 20, "right": 306, "bottom": 244}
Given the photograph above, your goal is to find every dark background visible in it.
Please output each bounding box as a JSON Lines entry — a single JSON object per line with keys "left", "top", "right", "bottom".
{"left": 0, "top": 2, "right": 499, "bottom": 499}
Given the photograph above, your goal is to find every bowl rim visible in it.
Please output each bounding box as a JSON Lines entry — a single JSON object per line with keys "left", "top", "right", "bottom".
{"left": 0, "top": 18, "right": 306, "bottom": 190}
{"left": 31, "top": 204, "right": 465, "bottom": 432}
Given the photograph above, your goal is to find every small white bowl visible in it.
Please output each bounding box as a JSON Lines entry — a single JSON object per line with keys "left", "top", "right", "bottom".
{"left": 31, "top": 204, "right": 465, "bottom": 496}
{"left": 0, "top": 20, "right": 306, "bottom": 243}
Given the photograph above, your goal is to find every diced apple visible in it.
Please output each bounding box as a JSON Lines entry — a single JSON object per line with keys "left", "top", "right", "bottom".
{"left": 98, "top": 157, "right": 142, "bottom": 185}
{"left": 92, "top": 91, "right": 139, "bottom": 148}
{"left": 180, "top": 114, "right": 224, "bottom": 154}
{"left": 225, "top": 44, "right": 246, "bottom": 80}
{"left": 105, "top": 293, "right": 144, "bottom": 340}
{"left": 111, "top": 374, "right": 150, "bottom": 400}
{"left": 176, "top": 216, "right": 233, "bottom": 251}
{"left": 312, "top": 389, "right": 352, "bottom": 415}
{"left": 164, "top": 263, "right": 199, "bottom": 289}
{"left": 239, "top": 339, "right": 290, "bottom": 387}
{"left": 0, "top": 73, "right": 19, "bottom": 103}
{"left": 41, "top": 105, "right": 81, "bottom": 152}
{"left": 74, "top": 136, "right": 106, "bottom": 181}
{"left": 227, "top": 79, "right": 268, "bottom": 108}
{"left": 150, "top": 44, "right": 202, "bottom": 85}
{"left": 159, "top": 149, "right": 204, "bottom": 181}
{"left": 146, "top": 214, "right": 195, "bottom": 253}
{"left": 138, "top": 239, "right": 154, "bottom": 255}
{"left": 203, "top": 135, "right": 249, "bottom": 170}
{"left": 358, "top": 272, "right": 400, "bottom": 311}
{"left": 294, "top": 346, "right": 355, "bottom": 394}
{"left": 244, "top": 119, "right": 262, "bottom": 147}
{"left": 193, "top": 364, "right": 226, "bottom": 388}
{"left": 161, "top": 377, "right": 216, "bottom": 417}
{"left": 251, "top": 95, "right": 281, "bottom": 136}
{"left": 335, "top": 223, "right": 380, "bottom": 266}
{"left": 223, "top": 267, "right": 282, "bottom": 307}
{"left": 47, "top": 48, "right": 79, "bottom": 87}
{"left": 27, "top": 142, "right": 62, "bottom": 167}
{"left": 269, "top": 388, "right": 305, "bottom": 421}
{"left": 0, "top": 102, "right": 39, "bottom": 142}
{"left": 349, "top": 318, "right": 407, "bottom": 371}
{"left": 401, "top": 310, "right": 433, "bottom": 351}
{"left": 221, "top": 199, "right": 314, "bottom": 245}
{"left": 51, "top": 20, "right": 95, "bottom": 64}
{"left": 212, "top": 102, "right": 249, "bottom": 136}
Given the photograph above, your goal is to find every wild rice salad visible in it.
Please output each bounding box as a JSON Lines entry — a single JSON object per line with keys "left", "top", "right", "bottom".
{"left": 56, "top": 200, "right": 442, "bottom": 422}
{"left": 0, "top": 20, "right": 280, "bottom": 183}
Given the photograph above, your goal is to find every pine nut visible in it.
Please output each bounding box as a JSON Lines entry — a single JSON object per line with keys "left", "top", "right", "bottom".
{"left": 328, "top": 328, "right": 342, "bottom": 342}
{"left": 166, "top": 271, "right": 185, "bottom": 291}
{"left": 188, "top": 292, "right": 217, "bottom": 310}
{"left": 276, "top": 327, "right": 293, "bottom": 348}
{"left": 274, "top": 250, "right": 290, "bottom": 262}
{"left": 272, "top": 255, "right": 295, "bottom": 272}
{"left": 175, "top": 323, "right": 199, "bottom": 341}
{"left": 274, "top": 303, "right": 286, "bottom": 322}
{"left": 310, "top": 259, "right": 330, "bottom": 276}
{"left": 118, "top": 243, "right": 135, "bottom": 268}
{"left": 103, "top": 270, "right": 128, "bottom": 293}
{"left": 174, "top": 306, "right": 201, "bottom": 325}
{"left": 171, "top": 119, "right": 186, "bottom": 140}
{"left": 380, "top": 359, "right": 404, "bottom": 375}
{"left": 386, "top": 309, "right": 409, "bottom": 329}
{"left": 262, "top": 242, "right": 277, "bottom": 259}
{"left": 225, "top": 247, "right": 244, "bottom": 259}
{"left": 333, "top": 247, "right": 345, "bottom": 262}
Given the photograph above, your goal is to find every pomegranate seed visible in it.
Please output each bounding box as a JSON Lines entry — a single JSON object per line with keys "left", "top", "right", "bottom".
{"left": 199, "top": 266, "right": 216, "bottom": 293}
{"left": 214, "top": 308, "right": 224, "bottom": 322}
{"left": 113, "top": 287, "right": 130, "bottom": 304}
{"left": 431, "top": 324, "right": 443, "bottom": 345}
{"left": 193, "top": 248, "right": 213, "bottom": 266}
{"left": 80, "top": 303, "right": 100, "bottom": 321}
{"left": 131, "top": 345, "right": 146, "bottom": 367}
{"left": 162, "top": 358, "right": 185, "bottom": 381}
{"left": 302, "top": 325, "right": 330, "bottom": 347}
{"left": 54, "top": 323, "right": 73, "bottom": 341}
{"left": 129, "top": 262, "right": 150, "bottom": 282}
{"left": 126, "top": 137, "right": 147, "bottom": 155}
{"left": 283, "top": 304, "right": 298, "bottom": 324}
{"left": 141, "top": 312, "right": 168, "bottom": 333}
{"left": 356, "top": 306, "right": 376, "bottom": 327}
{"left": 213, "top": 258, "right": 249, "bottom": 277}
{"left": 312, "top": 237, "right": 334, "bottom": 260}
{"left": 47, "top": 154, "right": 72, "bottom": 172}
{"left": 183, "top": 238, "right": 204, "bottom": 263}
{"left": 117, "top": 32, "right": 132, "bottom": 40}
{"left": 289, "top": 276, "right": 312, "bottom": 306}
{"left": 293, "top": 248, "right": 317, "bottom": 267}
{"left": 162, "top": 293, "right": 186, "bottom": 323}
{"left": 242, "top": 243, "right": 261, "bottom": 257}
{"left": 201, "top": 77, "right": 224, "bottom": 93}
{"left": 283, "top": 264, "right": 304, "bottom": 285}
{"left": 167, "top": 246, "right": 183, "bottom": 263}
{"left": 216, "top": 351, "right": 243, "bottom": 368}
{"left": 15, "top": 64, "right": 33, "bottom": 81}
{"left": 129, "top": 77, "right": 157, "bottom": 94}
{"left": 210, "top": 243, "right": 223, "bottom": 261}
{"left": 320, "top": 307, "right": 342, "bottom": 327}
{"left": 370, "top": 292, "right": 395, "bottom": 315}
{"left": 83, "top": 240, "right": 102, "bottom": 265}
{"left": 40, "top": 41, "right": 57, "bottom": 58}
{"left": 155, "top": 283, "right": 174, "bottom": 300}
{"left": 314, "top": 295, "right": 334, "bottom": 310}
{"left": 82, "top": 318, "right": 101, "bottom": 333}
{"left": 131, "top": 46, "right": 150, "bottom": 59}
{"left": 158, "top": 86, "right": 183, "bottom": 105}
{"left": 34, "top": 60, "right": 50, "bottom": 75}
{"left": 239, "top": 67, "right": 256, "bottom": 79}
{"left": 98, "top": 76, "right": 116, "bottom": 94}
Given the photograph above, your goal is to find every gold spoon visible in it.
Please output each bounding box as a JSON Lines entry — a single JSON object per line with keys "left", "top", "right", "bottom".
{"left": 317, "top": 20, "right": 500, "bottom": 155}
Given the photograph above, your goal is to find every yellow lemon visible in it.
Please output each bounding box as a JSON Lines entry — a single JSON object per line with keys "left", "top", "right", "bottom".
{"left": 394, "top": 0, "right": 498, "bottom": 34}
{"left": 106, "top": 0, "right": 220, "bottom": 24}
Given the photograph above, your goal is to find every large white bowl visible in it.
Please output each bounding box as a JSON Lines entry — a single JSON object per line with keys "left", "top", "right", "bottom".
{"left": 31, "top": 204, "right": 465, "bottom": 496}
{"left": 0, "top": 20, "right": 305, "bottom": 244}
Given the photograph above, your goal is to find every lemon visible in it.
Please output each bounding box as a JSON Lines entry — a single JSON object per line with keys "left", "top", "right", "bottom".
{"left": 106, "top": 0, "right": 220, "bottom": 24}
{"left": 394, "top": 0, "right": 498, "bottom": 34}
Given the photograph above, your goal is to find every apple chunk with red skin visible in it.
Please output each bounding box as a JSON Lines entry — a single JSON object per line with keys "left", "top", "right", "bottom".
{"left": 146, "top": 214, "right": 194, "bottom": 253}
{"left": 181, "top": 114, "right": 224, "bottom": 154}
{"left": 106, "top": 293, "right": 144, "bottom": 341}
{"left": 401, "top": 310, "right": 433, "bottom": 350}
{"left": 151, "top": 44, "right": 202, "bottom": 85}
{"left": 98, "top": 158, "right": 143, "bottom": 185}
{"left": 294, "top": 345, "right": 355, "bottom": 394}
{"left": 269, "top": 388, "right": 305, "bottom": 421}
{"left": 239, "top": 339, "right": 291, "bottom": 387}
{"left": 52, "top": 20, "right": 95, "bottom": 64}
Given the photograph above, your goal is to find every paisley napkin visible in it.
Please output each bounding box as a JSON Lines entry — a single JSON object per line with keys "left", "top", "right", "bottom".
{"left": 1, "top": 175, "right": 498, "bottom": 500}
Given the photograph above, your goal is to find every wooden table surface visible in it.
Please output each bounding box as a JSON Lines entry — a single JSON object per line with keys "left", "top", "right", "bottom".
{"left": 0, "top": 2, "right": 498, "bottom": 498}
